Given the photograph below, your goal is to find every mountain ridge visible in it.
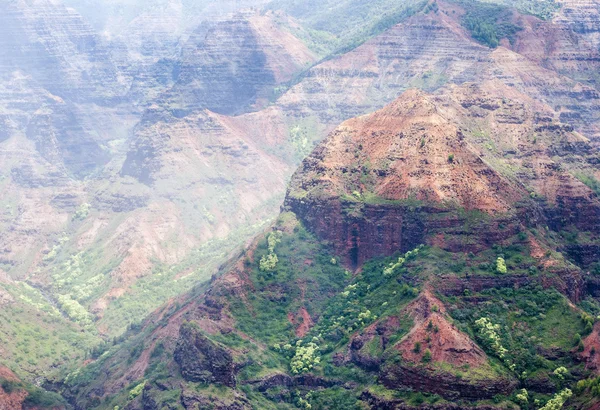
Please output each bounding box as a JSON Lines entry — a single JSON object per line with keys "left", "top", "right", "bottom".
{"left": 55, "top": 80, "right": 600, "bottom": 409}
{"left": 2, "top": 1, "right": 600, "bottom": 409}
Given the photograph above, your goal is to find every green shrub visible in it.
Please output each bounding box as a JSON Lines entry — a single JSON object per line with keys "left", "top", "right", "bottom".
{"left": 515, "top": 388, "right": 528, "bottom": 405}
{"left": 539, "top": 388, "right": 572, "bottom": 410}
{"left": 290, "top": 341, "right": 321, "bottom": 374}
{"left": 24, "top": 387, "right": 67, "bottom": 407}
{"left": 553, "top": 366, "right": 569, "bottom": 381}
{"left": 474, "top": 317, "right": 513, "bottom": 370}
{"left": 72, "top": 203, "right": 91, "bottom": 221}
{"left": 0, "top": 378, "right": 22, "bottom": 394}
{"left": 496, "top": 257, "right": 507, "bottom": 274}
{"left": 259, "top": 232, "right": 283, "bottom": 272}
{"left": 259, "top": 253, "right": 279, "bottom": 272}
{"left": 129, "top": 380, "right": 146, "bottom": 400}
{"left": 460, "top": 1, "right": 523, "bottom": 48}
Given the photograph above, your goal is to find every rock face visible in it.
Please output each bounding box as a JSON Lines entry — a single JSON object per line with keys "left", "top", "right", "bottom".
{"left": 173, "top": 322, "right": 236, "bottom": 387}
{"left": 393, "top": 292, "right": 488, "bottom": 368}
{"left": 0, "top": 366, "right": 28, "bottom": 410}
{"left": 64, "top": 81, "right": 600, "bottom": 409}
{"left": 0, "top": 71, "right": 113, "bottom": 178}
{"left": 275, "top": 1, "right": 489, "bottom": 129}
{"left": 25, "top": 98, "right": 110, "bottom": 178}
{"left": 4, "top": 0, "right": 600, "bottom": 395}
{"left": 285, "top": 81, "right": 600, "bottom": 266}
{"left": 141, "top": 384, "right": 251, "bottom": 410}
{"left": 359, "top": 390, "right": 501, "bottom": 410}
{"left": 0, "top": 0, "right": 123, "bottom": 102}
{"left": 269, "top": 0, "right": 600, "bottom": 148}
{"left": 0, "top": 1, "right": 311, "bottom": 351}
{"left": 348, "top": 291, "right": 517, "bottom": 400}
{"left": 556, "top": 0, "right": 600, "bottom": 51}
{"left": 169, "top": 11, "right": 317, "bottom": 115}
{"left": 380, "top": 364, "right": 517, "bottom": 401}
{"left": 179, "top": 391, "right": 250, "bottom": 410}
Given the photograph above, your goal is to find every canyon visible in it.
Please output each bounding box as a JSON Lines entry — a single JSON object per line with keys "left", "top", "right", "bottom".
{"left": 1, "top": 0, "right": 600, "bottom": 409}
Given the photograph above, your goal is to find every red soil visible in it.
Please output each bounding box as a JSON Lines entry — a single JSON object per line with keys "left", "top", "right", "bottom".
{"left": 288, "top": 307, "right": 314, "bottom": 338}
{"left": 395, "top": 291, "right": 488, "bottom": 367}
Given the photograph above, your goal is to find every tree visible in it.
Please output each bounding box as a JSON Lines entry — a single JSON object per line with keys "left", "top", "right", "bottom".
{"left": 496, "top": 257, "right": 507, "bottom": 274}
{"left": 515, "top": 389, "right": 528, "bottom": 406}
{"left": 539, "top": 389, "right": 572, "bottom": 410}
{"left": 259, "top": 253, "right": 278, "bottom": 272}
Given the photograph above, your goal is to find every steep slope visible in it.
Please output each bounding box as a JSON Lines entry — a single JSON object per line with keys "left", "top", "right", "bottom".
{"left": 64, "top": 0, "right": 271, "bottom": 38}
{"left": 61, "top": 83, "right": 600, "bottom": 410}
{"left": 0, "top": 0, "right": 124, "bottom": 103}
{"left": 511, "top": 9, "right": 600, "bottom": 87}
{"left": 286, "top": 80, "right": 600, "bottom": 266}
{"left": 556, "top": 0, "right": 600, "bottom": 51}
{"left": 120, "top": 106, "right": 290, "bottom": 238}
{"left": 161, "top": 10, "right": 317, "bottom": 116}
{"left": 275, "top": 0, "right": 488, "bottom": 131}
{"left": 0, "top": 0, "right": 131, "bottom": 179}
{"left": 5, "top": 0, "right": 600, "bottom": 394}
{"left": 0, "top": 7, "right": 319, "bottom": 384}
{"left": 108, "top": 1, "right": 276, "bottom": 107}
{"left": 0, "top": 73, "right": 109, "bottom": 178}
{"left": 0, "top": 3, "right": 315, "bottom": 355}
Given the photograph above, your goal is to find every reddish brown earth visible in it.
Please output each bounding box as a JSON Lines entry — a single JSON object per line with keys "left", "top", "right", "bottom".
{"left": 395, "top": 291, "right": 487, "bottom": 367}
{"left": 65, "top": 70, "right": 600, "bottom": 408}
{"left": 582, "top": 323, "right": 600, "bottom": 372}
{"left": 4, "top": 2, "right": 600, "bottom": 403}
{"left": 288, "top": 307, "right": 314, "bottom": 337}
{"left": 4, "top": 0, "right": 600, "bottom": 355}
{"left": 285, "top": 80, "right": 600, "bottom": 266}
{"left": 0, "top": 367, "right": 27, "bottom": 410}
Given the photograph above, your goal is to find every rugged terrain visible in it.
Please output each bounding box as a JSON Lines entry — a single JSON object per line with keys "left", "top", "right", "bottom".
{"left": 50, "top": 81, "right": 600, "bottom": 409}
{"left": 2, "top": 0, "right": 600, "bottom": 408}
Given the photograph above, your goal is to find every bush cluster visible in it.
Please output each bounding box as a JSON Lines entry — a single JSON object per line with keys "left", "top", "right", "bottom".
{"left": 259, "top": 231, "right": 283, "bottom": 273}
{"left": 383, "top": 245, "right": 423, "bottom": 276}
{"left": 290, "top": 341, "right": 321, "bottom": 374}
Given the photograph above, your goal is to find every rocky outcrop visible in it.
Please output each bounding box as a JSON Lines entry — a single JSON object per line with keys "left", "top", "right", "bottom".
{"left": 565, "top": 243, "right": 600, "bottom": 269}
{"left": 141, "top": 384, "right": 252, "bottom": 410}
{"left": 287, "top": 197, "right": 524, "bottom": 267}
{"left": 380, "top": 364, "right": 517, "bottom": 401}
{"left": 436, "top": 266, "right": 586, "bottom": 302}
{"left": 285, "top": 82, "right": 600, "bottom": 267}
{"left": 370, "top": 292, "right": 517, "bottom": 400}
{"left": 360, "top": 390, "right": 502, "bottom": 410}
{"left": 0, "top": 0, "right": 123, "bottom": 103}
{"left": 244, "top": 373, "right": 345, "bottom": 392}
{"left": 164, "top": 10, "right": 316, "bottom": 116}
{"left": 180, "top": 390, "right": 250, "bottom": 410}
{"left": 25, "top": 99, "right": 109, "bottom": 178}
{"left": 276, "top": 1, "right": 489, "bottom": 127}
{"left": 173, "top": 322, "right": 236, "bottom": 387}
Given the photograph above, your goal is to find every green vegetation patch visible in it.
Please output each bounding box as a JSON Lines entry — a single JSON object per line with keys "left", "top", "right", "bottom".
{"left": 486, "top": 0, "right": 561, "bottom": 20}
{"left": 0, "top": 294, "right": 99, "bottom": 379}
{"left": 229, "top": 221, "right": 349, "bottom": 346}
{"left": 269, "top": 0, "right": 428, "bottom": 55}
{"left": 0, "top": 377, "right": 67, "bottom": 408}
{"left": 447, "top": 284, "right": 589, "bottom": 381}
{"left": 576, "top": 173, "right": 600, "bottom": 196}
{"left": 458, "top": 1, "right": 523, "bottom": 48}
